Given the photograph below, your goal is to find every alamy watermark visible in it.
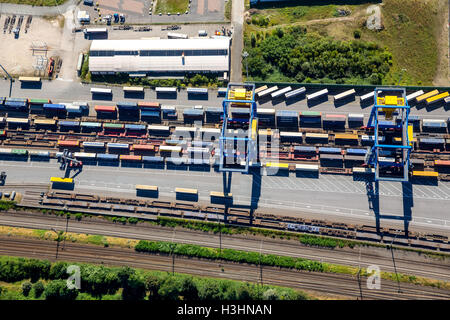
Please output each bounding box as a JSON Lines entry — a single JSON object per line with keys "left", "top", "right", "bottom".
{"left": 366, "top": 265, "right": 381, "bottom": 290}
{"left": 66, "top": 265, "right": 81, "bottom": 290}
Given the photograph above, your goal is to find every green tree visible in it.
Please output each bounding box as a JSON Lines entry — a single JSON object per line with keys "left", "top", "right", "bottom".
{"left": 117, "top": 266, "right": 135, "bottom": 287}
{"left": 250, "top": 33, "right": 256, "bottom": 48}
{"left": 157, "top": 276, "right": 181, "bottom": 300}
{"left": 32, "top": 281, "right": 45, "bottom": 298}
{"left": 49, "top": 261, "right": 68, "bottom": 280}
{"left": 179, "top": 276, "right": 198, "bottom": 300}
{"left": 197, "top": 280, "right": 222, "bottom": 300}
{"left": 122, "top": 275, "right": 146, "bottom": 301}
{"left": 22, "top": 281, "right": 32, "bottom": 297}
{"left": 145, "top": 274, "right": 163, "bottom": 300}
{"left": 353, "top": 30, "right": 361, "bottom": 39}
{"left": 263, "top": 288, "right": 279, "bottom": 300}
{"left": 44, "top": 280, "right": 79, "bottom": 301}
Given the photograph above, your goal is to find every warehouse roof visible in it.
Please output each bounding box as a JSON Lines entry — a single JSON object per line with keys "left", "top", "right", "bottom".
{"left": 89, "top": 38, "right": 230, "bottom": 73}
{"left": 89, "top": 38, "right": 230, "bottom": 52}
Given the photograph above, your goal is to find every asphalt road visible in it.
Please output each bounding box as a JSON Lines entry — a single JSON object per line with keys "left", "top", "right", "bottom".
{"left": 1, "top": 236, "right": 449, "bottom": 299}
{"left": 1, "top": 158, "right": 450, "bottom": 234}
{"left": 230, "top": 0, "right": 244, "bottom": 82}
{"left": 1, "top": 79, "right": 449, "bottom": 119}
{"left": 0, "top": 210, "right": 448, "bottom": 281}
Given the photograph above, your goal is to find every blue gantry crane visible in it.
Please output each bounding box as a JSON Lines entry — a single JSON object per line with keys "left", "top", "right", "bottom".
{"left": 365, "top": 87, "right": 413, "bottom": 182}
{"left": 219, "top": 83, "right": 258, "bottom": 173}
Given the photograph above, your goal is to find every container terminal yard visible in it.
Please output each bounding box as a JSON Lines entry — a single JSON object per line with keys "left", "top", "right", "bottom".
{"left": 0, "top": 82, "right": 450, "bottom": 244}
{"left": 1, "top": 79, "right": 450, "bottom": 301}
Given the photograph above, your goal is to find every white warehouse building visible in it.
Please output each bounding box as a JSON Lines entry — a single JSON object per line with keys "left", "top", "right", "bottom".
{"left": 88, "top": 38, "right": 230, "bottom": 78}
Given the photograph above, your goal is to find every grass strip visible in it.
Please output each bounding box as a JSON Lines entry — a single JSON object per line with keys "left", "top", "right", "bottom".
{"left": 135, "top": 240, "right": 450, "bottom": 290}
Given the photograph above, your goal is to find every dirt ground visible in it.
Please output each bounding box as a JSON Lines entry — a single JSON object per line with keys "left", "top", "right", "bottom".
{"left": 0, "top": 16, "right": 65, "bottom": 77}
{"left": 432, "top": 0, "right": 449, "bottom": 86}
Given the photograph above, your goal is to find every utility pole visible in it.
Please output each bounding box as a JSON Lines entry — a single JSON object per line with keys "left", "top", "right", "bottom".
{"left": 357, "top": 246, "right": 363, "bottom": 300}
{"left": 62, "top": 214, "right": 69, "bottom": 251}
{"left": 242, "top": 51, "right": 249, "bottom": 79}
{"left": 397, "top": 68, "right": 407, "bottom": 86}
{"left": 390, "top": 232, "right": 402, "bottom": 294}
{"left": 0, "top": 63, "right": 13, "bottom": 97}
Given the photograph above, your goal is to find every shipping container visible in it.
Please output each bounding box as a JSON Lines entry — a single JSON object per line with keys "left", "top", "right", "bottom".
{"left": 333, "top": 89, "right": 355, "bottom": 101}
{"left": 132, "top": 144, "right": 154, "bottom": 151}
{"left": 346, "top": 148, "right": 367, "bottom": 155}
{"left": 257, "top": 86, "right": 278, "bottom": 98}
{"left": 422, "top": 119, "right": 447, "bottom": 128}
{"left": 406, "top": 90, "right": 424, "bottom": 102}
{"left": 295, "top": 164, "right": 319, "bottom": 172}
{"left": 160, "top": 145, "right": 182, "bottom": 153}
{"left": 420, "top": 138, "right": 445, "bottom": 145}
{"left": 147, "top": 125, "right": 170, "bottom": 133}
{"left": 416, "top": 90, "right": 439, "bottom": 103}
{"left": 116, "top": 101, "right": 138, "bottom": 110}
{"left": 335, "top": 133, "right": 358, "bottom": 140}
{"left": 319, "top": 147, "right": 341, "bottom": 154}
{"left": 95, "top": 105, "right": 116, "bottom": 113}
{"left": 120, "top": 155, "right": 142, "bottom": 161}
{"left": 103, "top": 123, "right": 124, "bottom": 129}
{"left": 6, "top": 118, "right": 29, "bottom": 124}
{"left": 125, "top": 124, "right": 146, "bottom": 131}
{"left": 90, "top": 87, "right": 112, "bottom": 94}
{"left": 412, "top": 171, "right": 438, "bottom": 177}
{"left": 271, "top": 86, "right": 292, "bottom": 98}
{"left": 293, "top": 146, "right": 316, "bottom": 153}
{"left": 34, "top": 119, "right": 56, "bottom": 126}
{"left": 82, "top": 141, "right": 105, "bottom": 148}
{"left": 285, "top": 87, "right": 306, "bottom": 99}
{"left": 123, "top": 86, "right": 144, "bottom": 92}
{"left": 57, "top": 140, "right": 79, "bottom": 147}
{"left": 107, "top": 143, "right": 129, "bottom": 149}
{"left": 29, "top": 99, "right": 50, "bottom": 105}
{"left": 155, "top": 87, "right": 177, "bottom": 93}
{"left": 175, "top": 187, "right": 198, "bottom": 194}
{"left": 426, "top": 92, "right": 449, "bottom": 105}
{"left": 74, "top": 152, "right": 96, "bottom": 159}
{"left": 141, "top": 110, "right": 161, "bottom": 118}
{"left": 97, "top": 153, "right": 118, "bottom": 160}
{"left": 306, "top": 89, "right": 328, "bottom": 101}
{"left": 187, "top": 87, "right": 208, "bottom": 94}
{"left": 136, "top": 185, "right": 158, "bottom": 191}
{"left": 138, "top": 102, "right": 160, "bottom": 109}
{"left": 142, "top": 156, "right": 164, "bottom": 162}
{"left": 59, "top": 121, "right": 80, "bottom": 127}
{"left": 360, "top": 91, "right": 375, "bottom": 102}
{"left": 81, "top": 122, "right": 102, "bottom": 128}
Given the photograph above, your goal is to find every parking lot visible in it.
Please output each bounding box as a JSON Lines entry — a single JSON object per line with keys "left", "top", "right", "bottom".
{"left": 80, "top": 0, "right": 225, "bottom": 24}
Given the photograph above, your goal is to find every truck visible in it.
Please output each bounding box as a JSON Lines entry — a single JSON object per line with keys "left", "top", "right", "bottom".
{"left": 0, "top": 171, "right": 6, "bottom": 184}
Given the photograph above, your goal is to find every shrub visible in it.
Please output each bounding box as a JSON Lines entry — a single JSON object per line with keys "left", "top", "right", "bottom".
{"left": 32, "top": 281, "right": 45, "bottom": 298}
{"left": 353, "top": 29, "right": 361, "bottom": 39}
{"left": 22, "top": 282, "right": 32, "bottom": 297}
{"left": 44, "top": 280, "right": 79, "bottom": 300}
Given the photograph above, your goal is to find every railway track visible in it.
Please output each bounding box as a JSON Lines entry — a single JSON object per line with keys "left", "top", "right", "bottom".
{"left": 0, "top": 237, "right": 448, "bottom": 299}
{"left": 0, "top": 210, "right": 449, "bottom": 283}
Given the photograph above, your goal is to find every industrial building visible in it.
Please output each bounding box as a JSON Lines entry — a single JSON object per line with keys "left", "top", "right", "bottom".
{"left": 88, "top": 38, "right": 230, "bottom": 78}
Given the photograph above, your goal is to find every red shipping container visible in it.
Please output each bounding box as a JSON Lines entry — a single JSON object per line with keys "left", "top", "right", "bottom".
{"left": 132, "top": 144, "right": 154, "bottom": 151}
{"left": 95, "top": 105, "right": 117, "bottom": 112}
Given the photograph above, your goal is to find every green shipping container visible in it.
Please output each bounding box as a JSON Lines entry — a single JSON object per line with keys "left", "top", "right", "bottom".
{"left": 103, "top": 123, "right": 124, "bottom": 129}
{"left": 29, "top": 99, "right": 50, "bottom": 104}
{"left": 11, "top": 149, "right": 28, "bottom": 155}
{"left": 301, "top": 111, "right": 321, "bottom": 117}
